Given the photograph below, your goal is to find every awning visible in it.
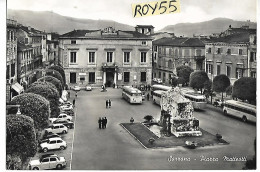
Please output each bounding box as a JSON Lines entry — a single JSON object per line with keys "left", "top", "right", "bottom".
{"left": 11, "top": 83, "right": 24, "bottom": 94}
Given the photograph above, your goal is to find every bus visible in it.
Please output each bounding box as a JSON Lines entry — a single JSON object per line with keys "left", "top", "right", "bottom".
{"left": 152, "top": 90, "right": 165, "bottom": 106}
{"left": 122, "top": 86, "right": 143, "bottom": 104}
{"left": 223, "top": 100, "right": 256, "bottom": 123}
{"left": 183, "top": 92, "right": 207, "bottom": 110}
{"left": 151, "top": 84, "right": 172, "bottom": 93}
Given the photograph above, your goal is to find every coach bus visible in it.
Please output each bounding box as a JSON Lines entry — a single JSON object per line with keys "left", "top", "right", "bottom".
{"left": 183, "top": 92, "right": 207, "bottom": 110}
{"left": 223, "top": 100, "right": 256, "bottom": 123}
{"left": 152, "top": 90, "right": 166, "bottom": 106}
{"left": 122, "top": 86, "right": 142, "bottom": 104}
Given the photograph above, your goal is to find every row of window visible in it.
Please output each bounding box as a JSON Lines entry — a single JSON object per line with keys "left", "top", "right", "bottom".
{"left": 206, "top": 64, "right": 245, "bottom": 79}
{"left": 225, "top": 104, "right": 256, "bottom": 116}
{"left": 207, "top": 47, "right": 244, "bottom": 55}
{"left": 157, "top": 47, "right": 203, "bottom": 56}
{"left": 70, "top": 51, "right": 147, "bottom": 64}
{"left": 71, "top": 40, "right": 147, "bottom": 45}
{"left": 184, "top": 96, "right": 206, "bottom": 102}
{"left": 7, "top": 30, "right": 15, "bottom": 41}
{"left": 70, "top": 72, "right": 147, "bottom": 83}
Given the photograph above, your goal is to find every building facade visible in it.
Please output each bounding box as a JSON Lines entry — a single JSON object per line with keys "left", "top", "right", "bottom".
{"left": 59, "top": 26, "right": 153, "bottom": 88}
{"left": 6, "top": 19, "right": 24, "bottom": 102}
{"left": 152, "top": 37, "right": 205, "bottom": 85}
{"left": 205, "top": 31, "right": 256, "bottom": 84}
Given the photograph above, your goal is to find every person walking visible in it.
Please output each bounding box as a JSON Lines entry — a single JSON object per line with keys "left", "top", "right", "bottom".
{"left": 73, "top": 99, "right": 75, "bottom": 107}
{"left": 75, "top": 92, "right": 78, "bottom": 98}
{"left": 68, "top": 91, "right": 70, "bottom": 98}
{"left": 101, "top": 117, "right": 105, "bottom": 129}
{"left": 104, "top": 117, "right": 108, "bottom": 128}
{"left": 106, "top": 100, "right": 108, "bottom": 108}
{"left": 98, "top": 117, "right": 102, "bottom": 129}
{"left": 108, "top": 99, "right": 111, "bottom": 108}
{"left": 147, "top": 93, "right": 150, "bottom": 101}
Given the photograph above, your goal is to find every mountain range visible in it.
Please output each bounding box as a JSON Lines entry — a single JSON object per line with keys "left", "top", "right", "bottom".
{"left": 7, "top": 9, "right": 256, "bottom": 36}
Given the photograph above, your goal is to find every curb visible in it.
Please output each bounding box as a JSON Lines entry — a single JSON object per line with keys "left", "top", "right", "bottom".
{"left": 120, "top": 123, "right": 148, "bottom": 149}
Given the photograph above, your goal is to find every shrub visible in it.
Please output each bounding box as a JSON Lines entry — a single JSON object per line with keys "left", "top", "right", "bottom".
{"left": 48, "top": 65, "right": 66, "bottom": 85}
{"left": 9, "top": 93, "right": 50, "bottom": 130}
{"left": 45, "top": 69, "right": 64, "bottom": 87}
{"left": 38, "top": 76, "right": 63, "bottom": 97}
{"left": 144, "top": 115, "right": 154, "bottom": 123}
{"left": 6, "top": 115, "right": 37, "bottom": 169}
{"left": 26, "top": 81, "right": 60, "bottom": 117}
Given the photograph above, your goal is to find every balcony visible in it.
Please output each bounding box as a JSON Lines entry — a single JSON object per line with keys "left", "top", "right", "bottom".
{"left": 194, "top": 56, "right": 205, "bottom": 61}
{"left": 102, "top": 62, "right": 118, "bottom": 71}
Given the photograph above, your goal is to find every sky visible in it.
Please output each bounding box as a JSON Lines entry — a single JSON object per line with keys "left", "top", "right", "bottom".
{"left": 6, "top": 0, "right": 257, "bottom": 30}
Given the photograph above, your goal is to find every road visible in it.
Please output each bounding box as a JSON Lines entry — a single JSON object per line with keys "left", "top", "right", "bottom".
{"left": 70, "top": 88, "right": 256, "bottom": 170}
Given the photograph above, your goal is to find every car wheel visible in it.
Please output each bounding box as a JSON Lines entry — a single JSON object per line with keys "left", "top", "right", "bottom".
{"left": 56, "top": 164, "right": 62, "bottom": 170}
{"left": 62, "top": 130, "right": 67, "bottom": 134}
{"left": 242, "top": 116, "right": 247, "bottom": 122}
{"left": 223, "top": 110, "right": 227, "bottom": 116}
{"left": 67, "top": 119, "right": 71, "bottom": 121}
{"left": 60, "top": 146, "right": 65, "bottom": 150}
{"left": 33, "top": 167, "right": 39, "bottom": 170}
{"left": 67, "top": 125, "right": 70, "bottom": 129}
{"left": 43, "top": 148, "right": 48, "bottom": 153}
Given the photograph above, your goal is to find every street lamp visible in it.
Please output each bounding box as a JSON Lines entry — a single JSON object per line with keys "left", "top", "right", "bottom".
{"left": 16, "top": 106, "right": 21, "bottom": 115}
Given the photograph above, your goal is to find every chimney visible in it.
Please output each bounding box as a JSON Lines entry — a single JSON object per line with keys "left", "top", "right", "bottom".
{"left": 28, "top": 26, "right": 31, "bottom": 31}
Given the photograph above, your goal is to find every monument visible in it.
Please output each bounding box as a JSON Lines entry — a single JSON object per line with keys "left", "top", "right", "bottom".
{"left": 160, "top": 87, "right": 202, "bottom": 137}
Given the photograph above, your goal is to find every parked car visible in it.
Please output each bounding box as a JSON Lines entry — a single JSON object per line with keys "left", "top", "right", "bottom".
{"left": 60, "top": 109, "right": 74, "bottom": 116}
{"left": 28, "top": 153, "right": 67, "bottom": 170}
{"left": 40, "top": 138, "right": 67, "bottom": 153}
{"left": 73, "top": 86, "right": 81, "bottom": 91}
{"left": 49, "top": 113, "right": 72, "bottom": 123}
{"left": 53, "top": 119, "right": 74, "bottom": 129}
{"left": 59, "top": 104, "right": 73, "bottom": 111}
{"left": 85, "top": 84, "right": 92, "bottom": 91}
{"left": 42, "top": 133, "right": 61, "bottom": 140}
{"left": 44, "top": 124, "right": 68, "bottom": 135}
{"left": 157, "top": 78, "right": 163, "bottom": 84}
{"left": 213, "top": 99, "right": 224, "bottom": 107}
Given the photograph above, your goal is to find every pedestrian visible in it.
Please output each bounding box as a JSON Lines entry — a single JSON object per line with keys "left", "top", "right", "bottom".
{"left": 147, "top": 93, "right": 150, "bottom": 101}
{"left": 68, "top": 91, "right": 70, "bottom": 98}
{"left": 75, "top": 92, "right": 78, "bottom": 98}
{"left": 102, "top": 117, "right": 105, "bottom": 129}
{"left": 73, "top": 99, "right": 75, "bottom": 107}
{"left": 104, "top": 117, "right": 107, "bottom": 128}
{"left": 98, "top": 117, "right": 102, "bottom": 129}
{"left": 108, "top": 99, "right": 111, "bottom": 108}
{"left": 148, "top": 84, "right": 150, "bottom": 91}
{"left": 106, "top": 100, "right": 108, "bottom": 108}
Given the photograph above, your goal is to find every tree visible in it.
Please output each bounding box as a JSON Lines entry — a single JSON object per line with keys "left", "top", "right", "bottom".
{"left": 176, "top": 66, "right": 194, "bottom": 86}
{"left": 46, "top": 69, "right": 64, "bottom": 87}
{"left": 232, "top": 77, "right": 256, "bottom": 104}
{"left": 48, "top": 65, "right": 66, "bottom": 85}
{"left": 6, "top": 115, "right": 37, "bottom": 169}
{"left": 9, "top": 93, "right": 50, "bottom": 130}
{"left": 38, "top": 76, "right": 63, "bottom": 97}
{"left": 26, "top": 81, "right": 60, "bottom": 117}
{"left": 203, "top": 79, "right": 213, "bottom": 103}
{"left": 189, "top": 71, "right": 209, "bottom": 94}
{"left": 213, "top": 74, "right": 231, "bottom": 101}
{"left": 171, "top": 77, "right": 178, "bottom": 87}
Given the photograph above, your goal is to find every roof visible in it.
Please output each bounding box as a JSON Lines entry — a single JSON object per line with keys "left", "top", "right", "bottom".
{"left": 60, "top": 29, "right": 152, "bottom": 39}
{"left": 208, "top": 32, "right": 251, "bottom": 44}
{"left": 135, "top": 25, "right": 154, "bottom": 28}
{"left": 153, "top": 37, "right": 205, "bottom": 47}
{"left": 226, "top": 27, "right": 256, "bottom": 34}
{"left": 19, "top": 25, "right": 45, "bottom": 36}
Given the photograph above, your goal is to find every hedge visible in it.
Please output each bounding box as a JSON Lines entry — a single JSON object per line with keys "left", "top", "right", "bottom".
{"left": 38, "top": 76, "right": 63, "bottom": 97}
{"left": 48, "top": 65, "right": 66, "bottom": 85}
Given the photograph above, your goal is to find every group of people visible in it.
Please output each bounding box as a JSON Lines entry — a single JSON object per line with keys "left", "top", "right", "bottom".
{"left": 106, "top": 99, "right": 112, "bottom": 108}
{"left": 98, "top": 117, "right": 107, "bottom": 129}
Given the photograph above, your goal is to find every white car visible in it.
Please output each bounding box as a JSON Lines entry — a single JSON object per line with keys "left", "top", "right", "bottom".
{"left": 29, "top": 154, "right": 66, "bottom": 170}
{"left": 157, "top": 78, "right": 163, "bottom": 84}
{"left": 40, "top": 138, "right": 67, "bottom": 153}
{"left": 59, "top": 104, "right": 73, "bottom": 111}
{"left": 44, "top": 124, "right": 68, "bottom": 134}
{"left": 57, "top": 113, "right": 72, "bottom": 121}
{"left": 73, "top": 86, "right": 81, "bottom": 91}
{"left": 85, "top": 85, "right": 92, "bottom": 91}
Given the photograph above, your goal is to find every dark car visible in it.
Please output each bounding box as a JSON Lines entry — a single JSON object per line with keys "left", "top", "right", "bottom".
{"left": 42, "top": 133, "right": 61, "bottom": 140}
{"left": 39, "top": 133, "right": 61, "bottom": 146}
{"left": 53, "top": 119, "right": 74, "bottom": 129}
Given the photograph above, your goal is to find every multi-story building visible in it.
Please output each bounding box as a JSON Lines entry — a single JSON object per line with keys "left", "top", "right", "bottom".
{"left": 248, "top": 33, "right": 257, "bottom": 78}
{"left": 6, "top": 19, "right": 24, "bottom": 102}
{"left": 47, "top": 32, "right": 59, "bottom": 66}
{"left": 152, "top": 37, "right": 205, "bottom": 85}
{"left": 205, "top": 30, "right": 256, "bottom": 84}
{"left": 16, "top": 25, "right": 48, "bottom": 87}
{"left": 59, "top": 26, "right": 153, "bottom": 87}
